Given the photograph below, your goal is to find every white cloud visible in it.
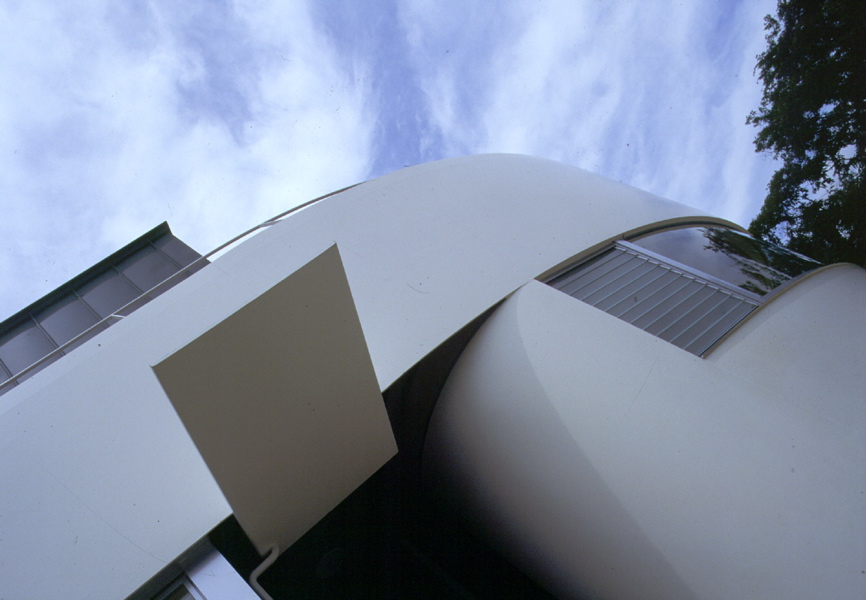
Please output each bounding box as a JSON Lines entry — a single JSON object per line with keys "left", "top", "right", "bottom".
{"left": 399, "top": 0, "right": 778, "bottom": 225}
{"left": 0, "top": 0, "right": 782, "bottom": 320}
{"left": 0, "top": 0, "right": 375, "bottom": 318}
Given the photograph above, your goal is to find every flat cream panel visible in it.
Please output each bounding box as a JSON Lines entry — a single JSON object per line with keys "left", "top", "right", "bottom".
{"left": 153, "top": 245, "right": 396, "bottom": 554}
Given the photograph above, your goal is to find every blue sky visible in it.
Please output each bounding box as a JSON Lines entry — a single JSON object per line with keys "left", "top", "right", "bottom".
{"left": 0, "top": 0, "right": 779, "bottom": 318}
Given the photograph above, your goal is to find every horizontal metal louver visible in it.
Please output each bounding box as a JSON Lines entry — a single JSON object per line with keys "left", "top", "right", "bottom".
{"left": 548, "top": 243, "right": 759, "bottom": 356}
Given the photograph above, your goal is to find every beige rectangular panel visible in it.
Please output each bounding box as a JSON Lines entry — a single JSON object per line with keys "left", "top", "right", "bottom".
{"left": 153, "top": 244, "right": 396, "bottom": 555}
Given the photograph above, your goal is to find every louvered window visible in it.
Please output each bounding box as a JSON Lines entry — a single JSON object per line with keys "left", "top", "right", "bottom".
{"left": 547, "top": 226, "right": 820, "bottom": 356}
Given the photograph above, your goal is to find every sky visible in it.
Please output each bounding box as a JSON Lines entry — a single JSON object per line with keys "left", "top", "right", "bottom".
{"left": 0, "top": 0, "right": 780, "bottom": 319}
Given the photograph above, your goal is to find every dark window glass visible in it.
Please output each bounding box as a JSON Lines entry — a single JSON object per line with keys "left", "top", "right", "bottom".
{"left": 63, "top": 321, "right": 110, "bottom": 352}
{"left": 14, "top": 351, "right": 62, "bottom": 383}
{"left": 0, "top": 227, "right": 205, "bottom": 386}
{"left": 161, "top": 582, "right": 195, "bottom": 600}
{"left": 0, "top": 320, "right": 57, "bottom": 374}
{"left": 36, "top": 294, "right": 100, "bottom": 346}
{"left": 116, "top": 293, "right": 153, "bottom": 316}
{"left": 149, "top": 270, "right": 192, "bottom": 300}
{"left": 117, "top": 247, "right": 181, "bottom": 294}
{"left": 79, "top": 270, "right": 142, "bottom": 317}
{"left": 154, "top": 236, "right": 202, "bottom": 268}
{"left": 632, "top": 226, "right": 821, "bottom": 296}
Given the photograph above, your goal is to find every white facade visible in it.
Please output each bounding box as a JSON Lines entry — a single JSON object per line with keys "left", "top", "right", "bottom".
{"left": 0, "top": 155, "right": 862, "bottom": 599}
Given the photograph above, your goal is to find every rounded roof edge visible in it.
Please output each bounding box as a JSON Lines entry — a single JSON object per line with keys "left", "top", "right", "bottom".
{"left": 245, "top": 153, "right": 717, "bottom": 388}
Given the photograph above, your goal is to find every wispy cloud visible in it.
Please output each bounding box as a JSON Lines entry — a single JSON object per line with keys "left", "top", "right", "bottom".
{"left": 0, "top": 0, "right": 375, "bottom": 317}
{"left": 396, "top": 0, "right": 778, "bottom": 222}
{"left": 0, "top": 0, "right": 778, "bottom": 319}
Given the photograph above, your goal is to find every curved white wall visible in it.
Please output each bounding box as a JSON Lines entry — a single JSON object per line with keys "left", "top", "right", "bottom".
{"left": 248, "top": 154, "right": 727, "bottom": 389}
{"left": 424, "top": 277, "right": 866, "bottom": 600}
{"left": 1, "top": 155, "right": 719, "bottom": 600}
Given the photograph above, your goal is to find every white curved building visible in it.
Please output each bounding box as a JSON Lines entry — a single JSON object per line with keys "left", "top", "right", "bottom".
{"left": 0, "top": 155, "right": 863, "bottom": 600}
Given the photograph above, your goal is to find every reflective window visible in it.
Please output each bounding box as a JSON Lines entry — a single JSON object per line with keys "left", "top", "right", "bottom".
{"left": 0, "top": 320, "right": 57, "bottom": 374}
{"left": 140, "top": 541, "right": 259, "bottom": 600}
{"left": 36, "top": 294, "right": 100, "bottom": 346}
{"left": 118, "top": 247, "right": 183, "bottom": 294}
{"left": 160, "top": 582, "right": 195, "bottom": 600}
{"left": 549, "top": 244, "right": 759, "bottom": 355}
{"left": 155, "top": 236, "right": 206, "bottom": 273}
{"left": 0, "top": 224, "right": 206, "bottom": 395}
{"left": 632, "top": 226, "right": 821, "bottom": 296}
{"left": 14, "top": 350, "right": 62, "bottom": 383}
{"left": 548, "top": 225, "right": 821, "bottom": 356}
{"left": 0, "top": 358, "right": 12, "bottom": 380}
{"left": 78, "top": 270, "right": 142, "bottom": 318}
{"left": 63, "top": 321, "right": 111, "bottom": 353}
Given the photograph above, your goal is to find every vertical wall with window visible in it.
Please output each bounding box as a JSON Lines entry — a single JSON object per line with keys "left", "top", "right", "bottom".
{"left": 547, "top": 225, "right": 821, "bottom": 356}
{"left": 0, "top": 223, "right": 206, "bottom": 395}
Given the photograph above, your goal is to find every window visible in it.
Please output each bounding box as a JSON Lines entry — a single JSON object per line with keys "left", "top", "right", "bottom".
{"left": 145, "top": 542, "right": 260, "bottom": 600}
{"left": 547, "top": 226, "right": 820, "bottom": 356}
{"left": 0, "top": 224, "right": 206, "bottom": 395}
{"left": 631, "top": 226, "right": 820, "bottom": 296}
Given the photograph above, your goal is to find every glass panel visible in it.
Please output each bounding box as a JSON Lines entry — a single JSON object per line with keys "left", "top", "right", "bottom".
{"left": 14, "top": 350, "right": 62, "bottom": 382}
{"left": 0, "top": 320, "right": 57, "bottom": 374}
{"left": 148, "top": 270, "right": 191, "bottom": 300}
{"left": 162, "top": 583, "right": 195, "bottom": 600}
{"left": 185, "top": 261, "right": 208, "bottom": 274}
{"left": 154, "top": 235, "right": 203, "bottom": 268}
{"left": 116, "top": 293, "right": 153, "bottom": 316}
{"left": 79, "top": 270, "right": 142, "bottom": 317}
{"left": 632, "top": 226, "right": 821, "bottom": 296}
{"left": 2, "top": 354, "right": 18, "bottom": 396}
{"left": 36, "top": 294, "right": 99, "bottom": 346}
{"left": 548, "top": 245, "right": 761, "bottom": 356}
{"left": 63, "top": 321, "right": 111, "bottom": 352}
{"left": 118, "top": 246, "right": 182, "bottom": 294}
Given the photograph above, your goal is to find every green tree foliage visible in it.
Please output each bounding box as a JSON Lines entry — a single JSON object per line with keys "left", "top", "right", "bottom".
{"left": 747, "top": 0, "right": 865, "bottom": 266}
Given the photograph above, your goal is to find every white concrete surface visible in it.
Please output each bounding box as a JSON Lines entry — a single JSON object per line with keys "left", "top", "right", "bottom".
{"left": 424, "top": 279, "right": 865, "bottom": 599}
{"left": 0, "top": 155, "right": 742, "bottom": 599}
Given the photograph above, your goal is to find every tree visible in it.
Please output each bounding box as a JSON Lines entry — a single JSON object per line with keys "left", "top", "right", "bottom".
{"left": 747, "top": 0, "right": 866, "bottom": 267}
